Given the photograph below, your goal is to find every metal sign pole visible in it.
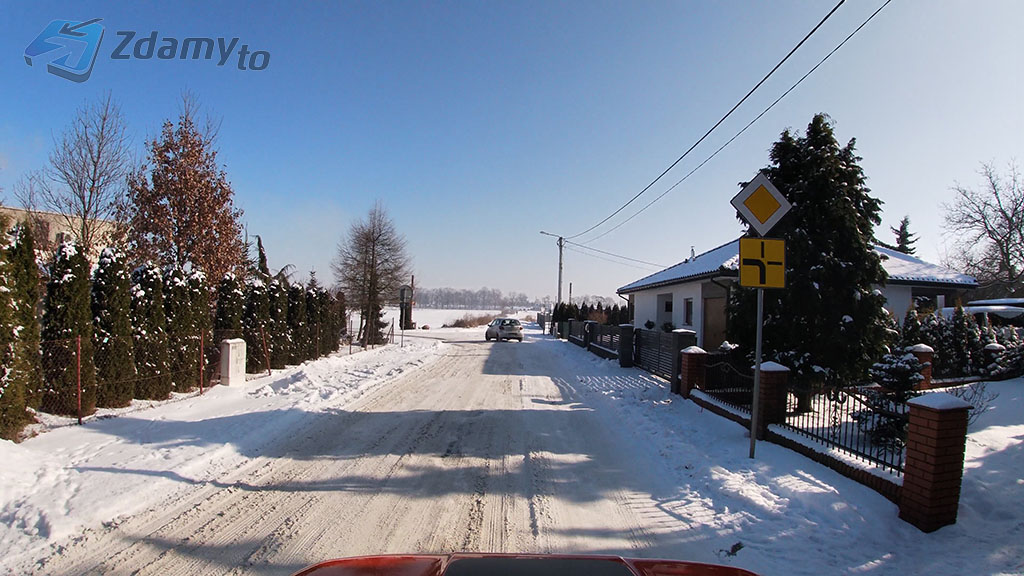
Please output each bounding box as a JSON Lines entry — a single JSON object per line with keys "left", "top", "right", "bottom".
{"left": 749, "top": 287, "right": 764, "bottom": 459}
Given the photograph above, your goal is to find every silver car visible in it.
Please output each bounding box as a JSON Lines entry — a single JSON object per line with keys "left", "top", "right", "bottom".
{"left": 485, "top": 317, "right": 523, "bottom": 342}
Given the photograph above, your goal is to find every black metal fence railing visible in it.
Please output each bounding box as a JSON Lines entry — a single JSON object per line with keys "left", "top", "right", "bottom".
{"left": 635, "top": 329, "right": 675, "bottom": 381}
{"left": 590, "top": 324, "right": 620, "bottom": 353}
{"left": 568, "top": 321, "right": 586, "bottom": 346}
{"left": 778, "top": 381, "right": 907, "bottom": 475}
{"left": 701, "top": 351, "right": 754, "bottom": 412}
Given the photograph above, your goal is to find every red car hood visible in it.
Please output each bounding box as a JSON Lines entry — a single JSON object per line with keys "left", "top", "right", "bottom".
{"left": 293, "top": 554, "right": 759, "bottom": 576}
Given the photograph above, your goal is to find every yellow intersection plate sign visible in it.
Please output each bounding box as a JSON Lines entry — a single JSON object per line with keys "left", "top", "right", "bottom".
{"left": 731, "top": 172, "right": 791, "bottom": 237}
{"left": 739, "top": 238, "right": 785, "bottom": 289}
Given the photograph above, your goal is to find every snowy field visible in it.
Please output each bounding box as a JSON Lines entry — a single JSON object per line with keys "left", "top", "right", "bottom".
{"left": 0, "top": 320, "right": 1021, "bottom": 575}
{"left": 353, "top": 308, "right": 537, "bottom": 333}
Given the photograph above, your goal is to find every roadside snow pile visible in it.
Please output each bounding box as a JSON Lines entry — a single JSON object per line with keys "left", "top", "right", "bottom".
{"left": 0, "top": 337, "right": 448, "bottom": 571}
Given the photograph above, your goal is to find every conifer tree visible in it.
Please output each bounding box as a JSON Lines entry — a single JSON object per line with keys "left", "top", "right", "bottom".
{"left": 41, "top": 243, "right": 98, "bottom": 415}
{"left": 164, "top": 267, "right": 201, "bottom": 391}
{"left": 92, "top": 249, "right": 136, "bottom": 407}
{"left": 728, "top": 114, "right": 890, "bottom": 386}
{"left": 214, "top": 273, "right": 244, "bottom": 337}
{"left": 900, "top": 308, "right": 924, "bottom": 350}
{"left": 243, "top": 276, "right": 271, "bottom": 372}
{"left": 305, "top": 274, "right": 324, "bottom": 359}
{"left": 268, "top": 277, "right": 290, "bottom": 368}
{"left": 0, "top": 222, "right": 25, "bottom": 439}
{"left": 7, "top": 223, "right": 43, "bottom": 411}
{"left": 188, "top": 270, "right": 212, "bottom": 381}
{"left": 131, "top": 263, "right": 171, "bottom": 399}
{"left": 287, "top": 283, "right": 309, "bottom": 363}
{"left": 890, "top": 215, "right": 918, "bottom": 255}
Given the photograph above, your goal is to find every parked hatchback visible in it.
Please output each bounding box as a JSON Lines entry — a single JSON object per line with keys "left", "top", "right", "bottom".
{"left": 485, "top": 318, "right": 523, "bottom": 342}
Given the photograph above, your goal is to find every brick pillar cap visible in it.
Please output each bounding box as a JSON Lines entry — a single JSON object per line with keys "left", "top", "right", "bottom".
{"left": 682, "top": 346, "right": 706, "bottom": 354}
{"left": 672, "top": 328, "right": 697, "bottom": 335}
{"left": 985, "top": 342, "right": 1006, "bottom": 352}
{"left": 754, "top": 361, "right": 790, "bottom": 372}
{"left": 906, "top": 343, "right": 934, "bottom": 353}
{"left": 619, "top": 324, "right": 634, "bottom": 328}
{"left": 907, "top": 392, "right": 971, "bottom": 411}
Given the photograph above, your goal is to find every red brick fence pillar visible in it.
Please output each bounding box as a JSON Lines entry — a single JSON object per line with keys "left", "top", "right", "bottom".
{"left": 680, "top": 347, "right": 706, "bottom": 399}
{"left": 756, "top": 361, "right": 790, "bottom": 438}
{"left": 899, "top": 392, "right": 971, "bottom": 532}
{"left": 906, "top": 343, "right": 934, "bottom": 390}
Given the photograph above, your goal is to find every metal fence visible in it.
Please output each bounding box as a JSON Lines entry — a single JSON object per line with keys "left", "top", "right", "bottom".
{"left": 701, "top": 350, "right": 754, "bottom": 412}
{"left": 590, "top": 324, "right": 620, "bottom": 354}
{"left": 778, "top": 381, "right": 908, "bottom": 475}
{"left": 635, "top": 329, "right": 676, "bottom": 381}
{"left": 568, "top": 321, "right": 586, "bottom": 346}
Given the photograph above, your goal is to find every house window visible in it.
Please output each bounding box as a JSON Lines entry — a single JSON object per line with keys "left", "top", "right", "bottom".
{"left": 684, "top": 298, "right": 693, "bottom": 326}
{"left": 664, "top": 300, "right": 673, "bottom": 313}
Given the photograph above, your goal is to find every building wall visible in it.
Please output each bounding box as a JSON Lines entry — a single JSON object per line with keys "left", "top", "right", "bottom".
{"left": 880, "top": 284, "right": 913, "bottom": 318}
{"left": 631, "top": 282, "right": 704, "bottom": 344}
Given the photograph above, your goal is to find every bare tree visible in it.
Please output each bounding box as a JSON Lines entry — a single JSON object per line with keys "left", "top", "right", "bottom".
{"left": 332, "top": 202, "right": 410, "bottom": 345}
{"left": 943, "top": 162, "right": 1024, "bottom": 297}
{"left": 37, "top": 93, "right": 131, "bottom": 253}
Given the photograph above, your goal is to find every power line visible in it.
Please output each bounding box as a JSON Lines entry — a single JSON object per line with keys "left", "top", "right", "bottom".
{"left": 582, "top": 0, "right": 894, "bottom": 244}
{"left": 564, "top": 245, "right": 662, "bottom": 272}
{"left": 565, "top": 0, "right": 846, "bottom": 241}
{"left": 564, "top": 239, "right": 665, "bottom": 268}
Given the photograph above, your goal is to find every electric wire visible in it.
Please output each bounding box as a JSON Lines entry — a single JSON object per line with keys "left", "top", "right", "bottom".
{"left": 565, "top": 0, "right": 847, "bottom": 241}
{"left": 564, "top": 245, "right": 663, "bottom": 272}
{"left": 582, "top": 0, "right": 894, "bottom": 244}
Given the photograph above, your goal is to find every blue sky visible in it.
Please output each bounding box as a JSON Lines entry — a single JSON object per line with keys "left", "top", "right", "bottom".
{"left": 2, "top": 1, "right": 1022, "bottom": 301}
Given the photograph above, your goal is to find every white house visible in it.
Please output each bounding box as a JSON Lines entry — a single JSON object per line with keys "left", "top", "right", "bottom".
{"left": 617, "top": 238, "right": 977, "bottom": 350}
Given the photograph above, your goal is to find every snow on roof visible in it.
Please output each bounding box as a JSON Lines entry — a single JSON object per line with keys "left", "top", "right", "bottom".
{"left": 873, "top": 245, "right": 976, "bottom": 286}
{"left": 618, "top": 239, "right": 740, "bottom": 293}
{"left": 618, "top": 238, "right": 977, "bottom": 293}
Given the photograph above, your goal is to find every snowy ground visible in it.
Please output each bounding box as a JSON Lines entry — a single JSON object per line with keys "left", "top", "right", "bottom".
{"left": 1, "top": 319, "right": 1021, "bottom": 575}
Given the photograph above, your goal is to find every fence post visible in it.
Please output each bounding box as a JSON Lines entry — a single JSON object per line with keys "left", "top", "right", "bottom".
{"left": 907, "top": 343, "right": 934, "bottom": 390}
{"left": 618, "top": 324, "right": 635, "bottom": 368}
{"left": 670, "top": 329, "right": 697, "bottom": 395}
{"left": 583, "top": 320, "right": 596, "bottom": 348}
{"left": 76, "top": 335, "right": 82, "bottom": 425}
{"left": 261, "top": 325, "right": 272, "bottom": 376}
{"left": 899, "top": 392, "right": 971, "bottom": 532}
{"left": 755, "top": 361, "right": 790, "bottom": 438}
{"left": 199, "top": 332, "right": 205, "bottom": 395}
{"left": 680, "top": 347, "right": 706, "bottom": 398}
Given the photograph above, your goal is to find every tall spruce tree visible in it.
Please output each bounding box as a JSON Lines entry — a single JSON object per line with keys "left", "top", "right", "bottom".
{"left": 305, "top": 274, "right": 323, "bottom": 359}
{"left": 131, "top": 263, "right": 171, "bottom": 399}
{"left": 188, "top": 270, "right": 212, "bottom": 382}
{"left": 890, "top": 215, "right": 918, "bottom": 255}
{"left": 287, "top": 283, "right": 309, "bottom": 363}
{"left": 7, "top": 223, "right": 43, "bottom": 411}
{"left": 243, "top": 276, "right": 271, "bottom": 373}
{"left": 41, "top": 243, "right": 98, "bottom": 415}
{"left": 164, "top": 267, "right": 200, "bottom": 391}
{"left": 268, "top": 277, "right": 290, "bottom": 368}
{"left": 214, "top": 273, "right": 244, "bottom": 337}
{"left": 727, "top": 114, "right": 890, "bottom": 386}
{"left": 92, "top": 249, "right": 136, "bottom": 407}
{"left": 0, "top": 221, "right": 25, "bottom": 439}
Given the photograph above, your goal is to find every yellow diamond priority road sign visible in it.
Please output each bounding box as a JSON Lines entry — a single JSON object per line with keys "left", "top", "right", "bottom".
{"left": 739, "top": 237, "right": 785, "bottom": 289}
{"left": 731, "top": 172, "right": 791, "bottom": 237}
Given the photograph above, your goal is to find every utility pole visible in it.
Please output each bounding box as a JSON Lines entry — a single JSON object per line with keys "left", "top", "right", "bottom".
{"left": 540, "top": 231, "right": 565, "bottom": 304}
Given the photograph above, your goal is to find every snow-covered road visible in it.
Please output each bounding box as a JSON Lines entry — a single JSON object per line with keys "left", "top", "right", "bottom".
{"left": 6, "top": 332, "right": 699, "bottom": 575}
{"left": 3, "top": 325, "right": 1022, "bottom": 576}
